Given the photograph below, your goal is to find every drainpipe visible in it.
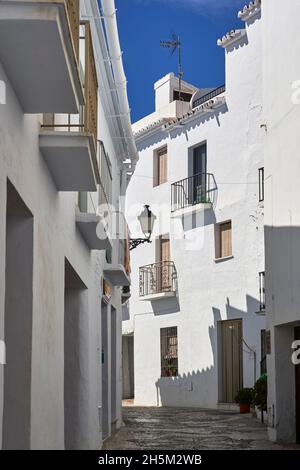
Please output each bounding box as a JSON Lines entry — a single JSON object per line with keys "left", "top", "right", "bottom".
{"left": 100, "top": 0, "right": 138, "bottom": 171}
{"left": 242, "top": 338, "right": 257, "bottom": 387}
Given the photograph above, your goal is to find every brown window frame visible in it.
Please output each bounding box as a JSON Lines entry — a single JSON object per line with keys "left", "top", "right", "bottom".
{"left": 215, "top": 220, "right": 233, "bottom": 260}
{"left": 153, "top": 146, "right": 168, "bottom": 187}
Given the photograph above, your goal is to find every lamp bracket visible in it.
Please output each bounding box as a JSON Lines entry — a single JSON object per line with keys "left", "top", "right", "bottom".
{"left": 129, "top": 238, "right": 152, "bottom": 251}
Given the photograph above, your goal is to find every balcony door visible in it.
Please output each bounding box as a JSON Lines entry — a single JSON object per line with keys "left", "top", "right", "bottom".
{"left": 192, "top": 144, "right": 207, "bottom": 204}
{"left": 156, "top": 236, "right": 171, "bottom": 293}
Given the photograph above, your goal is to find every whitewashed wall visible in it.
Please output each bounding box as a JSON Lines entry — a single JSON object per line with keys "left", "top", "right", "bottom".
{"left": 262, "top": 0, "right": 300, "bottom": 443}
{"left": 0, "top": 3, "right": 125, "bottom": 450}
{"left": 124, "top": 10, "right": 265, "bottom": 407}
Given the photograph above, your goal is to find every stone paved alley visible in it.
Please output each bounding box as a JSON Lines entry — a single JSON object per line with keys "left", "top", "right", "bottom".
{"left": 103, "top": 407, "right": 300, "bottom": 450}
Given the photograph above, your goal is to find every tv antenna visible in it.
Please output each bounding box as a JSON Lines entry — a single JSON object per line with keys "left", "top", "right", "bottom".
{"left": 160, "top": 33, "right": 183, "bottom": 101}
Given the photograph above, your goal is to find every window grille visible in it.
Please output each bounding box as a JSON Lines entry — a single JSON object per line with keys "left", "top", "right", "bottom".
{"left": 160, "top": 327, "right": 178, "bottom": 377}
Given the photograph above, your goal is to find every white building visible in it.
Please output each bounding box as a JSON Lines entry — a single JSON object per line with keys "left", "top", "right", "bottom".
{"left": 262, "top": 0, "right": 300, "bottom": 444}
{"left": 0, "top": 0, "right": 137, "bottom": 449}
{"left": 123, "top": 2, "right": 266, "bottom": 409}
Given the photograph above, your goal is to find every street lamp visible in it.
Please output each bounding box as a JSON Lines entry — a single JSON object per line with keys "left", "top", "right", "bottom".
{"left": 130, "top": 205, "right": 156, "bottom": 250}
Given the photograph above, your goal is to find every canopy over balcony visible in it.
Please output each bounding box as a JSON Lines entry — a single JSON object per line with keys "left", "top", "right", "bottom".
{"left": 0, "top": 0, "right": 84, "bottom": 113}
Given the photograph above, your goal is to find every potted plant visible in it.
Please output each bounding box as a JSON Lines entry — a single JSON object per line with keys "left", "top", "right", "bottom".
{"left": 235, "top": 387, "right": 253, "bottom": 413}
{"left": 253, "top": 374, "right": 267, "bottom": 423}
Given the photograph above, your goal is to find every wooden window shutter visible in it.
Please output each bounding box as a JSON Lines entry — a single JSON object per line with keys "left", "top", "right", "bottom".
{"left": 65, "top": 0, "right": 80, "bottom": 60}
{"left": 84, "top": 22, "right": 98, "bottom": 148}
{"left": 220, "top": 222, "right": 232, "bottom": 258}
{"left": 161, "top": 237, "right": 170, "bottom": 262}
{"left": 158, "top": 147, "right": 168, "bottom": 185}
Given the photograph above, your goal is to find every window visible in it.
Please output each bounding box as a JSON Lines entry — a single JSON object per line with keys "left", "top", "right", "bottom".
{"left": 260, "top": 329, "right": 267, "bottom": 375}
{"left": 259, "top": 167, "right": 264, "bottom": 202}
{"left": 215, "top": 221, "right": 232, "bottom": 259}
{"left": 259, "top": 271, "right": 266, "bottom": 311}
{"left": 173, "top": 90, "right": 193, "bottom": 102}
{"left": 154, "top": 146, "right": 168, "bottom": 187}
{"left": 160, "top": 327, "right": 178, "bottom": 377}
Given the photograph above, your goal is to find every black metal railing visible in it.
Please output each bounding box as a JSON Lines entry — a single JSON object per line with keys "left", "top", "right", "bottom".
{"left": 139, "top": 261, "right": 177, "bottom": 297}
{"left": 192, "top": 85, "right": 225, "bottom": 109}
{"left": 171, "top": 172, "right": 217, "bottom": 212}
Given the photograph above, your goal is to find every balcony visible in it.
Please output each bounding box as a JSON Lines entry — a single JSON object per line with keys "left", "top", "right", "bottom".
{"left": 171, "top": 173, "right": 217, "bottom": 214}
{"left": 103, "top": 217, "right": 131, "bottom": 287}
{"left": 76, "top": 210, "right": 112, "bottom": 251}
{"left": 139, "top": 261, "right": 177, "bottom": 301}
{"left": 39, "top": 22, "right": 99, "bottom": 191}
{"left": 103, "top": 263, "right": 130, "bottom": 287}
{"left": 0, "top": 0, "right": 84, "bottom": 113}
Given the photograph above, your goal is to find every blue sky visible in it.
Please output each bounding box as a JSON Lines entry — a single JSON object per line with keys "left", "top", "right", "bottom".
{"left": 116, "top": 0, "right": 247, "bottom": 123}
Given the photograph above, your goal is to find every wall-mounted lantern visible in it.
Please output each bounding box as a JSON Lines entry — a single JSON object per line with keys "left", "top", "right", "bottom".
{"left": 130, "top": 205, "right": 156, "bottom": 250}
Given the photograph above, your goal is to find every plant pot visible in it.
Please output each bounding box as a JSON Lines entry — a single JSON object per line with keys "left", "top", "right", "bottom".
{"left": 239, "top": 403, "right": 251, "bottom": 414}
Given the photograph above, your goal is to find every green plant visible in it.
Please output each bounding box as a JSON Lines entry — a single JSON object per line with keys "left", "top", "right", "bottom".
{"left": 195, "top": 186, "right": 211, "bottom": 204}
{"left": 253, "top": 373, "right": 267, "bottom": 412}
{"left": 234, "top": 387, "right": 254, "bottom": 405}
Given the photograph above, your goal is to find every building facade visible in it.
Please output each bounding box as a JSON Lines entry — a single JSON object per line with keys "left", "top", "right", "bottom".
{"left": 0, "top": 0, "right": 136, "bottom": 449}
{"left": 123, "top": 2, "right": 266, "bottom": 409}
{"left": 262, "top": 0, "right": 300, "bottom": 444}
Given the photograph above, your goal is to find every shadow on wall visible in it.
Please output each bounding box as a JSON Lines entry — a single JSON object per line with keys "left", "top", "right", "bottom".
{"left": 137, "top": 129, "right": 170, "bottom": 152}
{"left": 156, "top": 311, "right": 219, "bottom": 407}
{"left": 169, "top": 105, "right": 228, "bottom": 141}
{"left": 225, "top": 32, "right": 249, "bottom": 54}
{"left": 155, "top": 292, "right": 262, "bottom": 407}
{"left": 180, "top": 207, "right": 217, "bottom": 232}
{"left": 151, "top": 295, "right": 181, "bottom": 316}
{"left": 137, "top": 104, "right": 228, "bottom": 152}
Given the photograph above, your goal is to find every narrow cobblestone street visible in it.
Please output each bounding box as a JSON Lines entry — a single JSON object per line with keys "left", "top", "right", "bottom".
{"left": 103, "top": 407, "right": 300, "bottom": 450}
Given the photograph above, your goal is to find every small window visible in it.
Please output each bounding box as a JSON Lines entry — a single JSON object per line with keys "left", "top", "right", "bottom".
{"left": 215, "top": 221, "right": 232, "bottom": 259}
{"left": 259, "top": 167, "right": 264, "bottom": 202}
{"left": 160, "top": 327, "right": 178, "bottom": 377}
{"left": 259, "top": 271, "right": 266, "bottom": 311}
{"left": 153, "top": 147, "right": 168, "bottom": 187}
{"left": 173, "top": 90, "right": 192, "bottom": 102}
{"left": 260, "top": 329, "right": 267, "bottom": 375}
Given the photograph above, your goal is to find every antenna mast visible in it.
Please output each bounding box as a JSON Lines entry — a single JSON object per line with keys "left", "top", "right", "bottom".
{"left": 160, "top": 33, "right": 183, "bottom": 101}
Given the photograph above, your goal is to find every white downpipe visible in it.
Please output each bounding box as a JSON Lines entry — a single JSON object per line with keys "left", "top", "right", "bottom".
{"left": 100, "top": 0, "right": 138, "bottom": 169}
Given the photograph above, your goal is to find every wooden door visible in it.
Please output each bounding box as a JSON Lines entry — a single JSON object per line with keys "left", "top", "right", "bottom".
{"left": 221, "top": 319, "right": 243, "bottom": 403}
{"left": 295, "top": 326, "right": 300, "bottom": 444}
{"left": 156, "top": 236, "right": 171, "bottom": 292}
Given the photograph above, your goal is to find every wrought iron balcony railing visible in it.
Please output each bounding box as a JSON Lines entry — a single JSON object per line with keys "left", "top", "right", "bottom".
{"left": 171, "top": 173, "right": 217, "bottom": 212}
{"left": 139, "top": 261, "right": 177, "bottom": 297}
{"left": 192, "top": 85, "right": 225, "bottom": 109}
